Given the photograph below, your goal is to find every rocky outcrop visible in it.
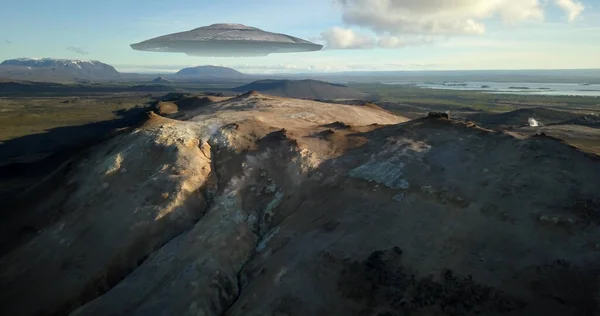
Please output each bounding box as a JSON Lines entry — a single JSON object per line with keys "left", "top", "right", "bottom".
{"left": 154, "top": 101, "right": 179, "bottom": 115}
{"left": 70, "top": 192, "right": 257, "bottom": 316}
{"left": 428, "top": 111, "right": 450, "bottom": 119}
{"left": 0, "top": 115, "right": 216, "bottom": 316}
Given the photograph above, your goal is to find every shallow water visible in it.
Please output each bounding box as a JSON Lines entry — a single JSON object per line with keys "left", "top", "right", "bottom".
{"left": 385, "top": 81, "right": 600, "bottom": 97}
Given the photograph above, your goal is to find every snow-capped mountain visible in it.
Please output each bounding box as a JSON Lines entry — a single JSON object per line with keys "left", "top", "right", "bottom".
{"left": 0, "top": 58, "right": 120, "bottom": 81}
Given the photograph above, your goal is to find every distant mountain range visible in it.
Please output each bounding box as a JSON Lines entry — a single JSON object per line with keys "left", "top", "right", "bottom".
{"left": 0, "top": 58, "right": 120, "bottom": 82}
{"left": 232, "top": 79, "right": 367, "bottom": 100}
{"left": 0, "top": 59, "right": 250, "bottom": 82}
{"left": 1, "top": 57, "right": 599, "bottom": 84}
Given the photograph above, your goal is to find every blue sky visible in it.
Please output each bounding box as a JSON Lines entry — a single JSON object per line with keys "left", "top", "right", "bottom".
{"left": 0, "top": 0, "right": 598, "bottom": 73}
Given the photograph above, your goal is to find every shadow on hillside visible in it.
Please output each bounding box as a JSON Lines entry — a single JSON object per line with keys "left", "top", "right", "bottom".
{"left": 0, "top": 81, "right": 176, "bottom": 96}
{"left": 0, "top": 106, "right": 150, "bottom": 202}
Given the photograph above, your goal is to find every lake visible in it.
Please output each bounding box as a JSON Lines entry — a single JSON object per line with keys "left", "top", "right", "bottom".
{"left": 383, "top": 81, "right": 600, "bottom": 97}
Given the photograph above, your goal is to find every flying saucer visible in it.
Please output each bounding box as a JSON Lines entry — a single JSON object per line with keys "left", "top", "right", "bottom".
{"left": 130, "top": 23, "right": 323, "bottom": 57}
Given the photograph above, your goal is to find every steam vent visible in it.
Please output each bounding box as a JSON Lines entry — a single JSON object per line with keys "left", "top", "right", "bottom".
{"left": 130, "top": 23, "right": 323, "bottom": 57}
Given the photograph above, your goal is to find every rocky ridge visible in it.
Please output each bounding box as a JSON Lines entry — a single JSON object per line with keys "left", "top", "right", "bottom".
{"left": 1, "top": 93, "right": 599, "bottom": 316}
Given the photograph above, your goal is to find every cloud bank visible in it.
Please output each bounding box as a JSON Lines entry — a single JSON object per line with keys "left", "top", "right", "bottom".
{"left": 320, "top": 27, "right": 375, "bottom": 49}
{"left": 555, "top": 0, "right": 585, "bottom": 22}
{"left": 322, "top": 0, "right": 585, "bottom": 49}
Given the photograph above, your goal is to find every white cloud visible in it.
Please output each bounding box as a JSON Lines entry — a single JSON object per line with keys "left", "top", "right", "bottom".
{"left": 320, "top": 27, "right": 376, "bottom": 49}
{"left": 66, "top": 46, "right": 89, "bottom": 55}
{"left": 378, "top": 36, "right": 433, "bottom": 48}
{"left": 336, "top": 0, "right": 545, "bottom": 36}
{"left": 320, "top": 27, "right": 434, "bottom": 49}
{"left": 554, "top": 0, "right": 585, "bottom": 22}
{"left": 378, "top": 36, "right": 406, "bottom": 48}
{"left": 325, "top": 0, "right": 585, "bottom": 50}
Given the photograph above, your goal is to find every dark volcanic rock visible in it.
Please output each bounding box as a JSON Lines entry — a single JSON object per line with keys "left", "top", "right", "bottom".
{"left": 323, "top": 121, "right": 352, "bottom": 129}
{"left": 338, "top": 248, "right": 526, "bottom": 316}
{"left": 428, "top": 112, "right": 450, "bottom": 119}
{"left": 467, "top": 108, "right": 580, "bottom": 129}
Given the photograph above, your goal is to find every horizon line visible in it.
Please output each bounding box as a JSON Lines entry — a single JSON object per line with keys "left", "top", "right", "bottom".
{"left": 116, "top": 67, "right": 600, "bottom": 75}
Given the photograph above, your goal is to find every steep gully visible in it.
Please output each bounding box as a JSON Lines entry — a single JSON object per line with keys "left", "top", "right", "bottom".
{"left": 69, "top": 127, "right": 298, "bottom": 315}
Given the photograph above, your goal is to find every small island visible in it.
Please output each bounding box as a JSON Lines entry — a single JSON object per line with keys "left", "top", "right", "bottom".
{"left": 444, "top": 83, "right": 468, "bottom": 87}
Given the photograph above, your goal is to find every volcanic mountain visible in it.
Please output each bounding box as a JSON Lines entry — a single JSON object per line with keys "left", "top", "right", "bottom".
{"left": 174, "top": 65, "right": 245, "bottom": 79}
{"left": 151, "top": 76, "right": 172, "bottom": 83}
{"left": 232, "top": 79, "right": 368, "bottom": 100}
{"left": 1, "top": 93, "right": 599, "bottom": 316}
{"left": 0, "top": 58, "right": 120, "bottom": 82}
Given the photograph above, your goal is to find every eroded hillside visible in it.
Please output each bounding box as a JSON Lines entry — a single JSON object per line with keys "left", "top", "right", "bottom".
{"left": 1, "top": 93, "right": 599, "bottom": 316}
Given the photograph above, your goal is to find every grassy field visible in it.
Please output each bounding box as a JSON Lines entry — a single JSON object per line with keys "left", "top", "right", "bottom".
{"left": 349, "top": 83, "right": 600, "bottom": 113}
{"left": 0, "top": 95, "right": 152, "bottom": 142}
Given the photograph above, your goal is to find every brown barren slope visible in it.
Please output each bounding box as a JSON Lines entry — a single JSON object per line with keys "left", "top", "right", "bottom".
{"left": 0, "top": 93, "right": 599, "bottom": 316}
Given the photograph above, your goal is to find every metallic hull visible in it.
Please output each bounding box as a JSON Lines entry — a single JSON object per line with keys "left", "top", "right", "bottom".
{"left": 130, "top": 24, "right": 323, "bottom": 57}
